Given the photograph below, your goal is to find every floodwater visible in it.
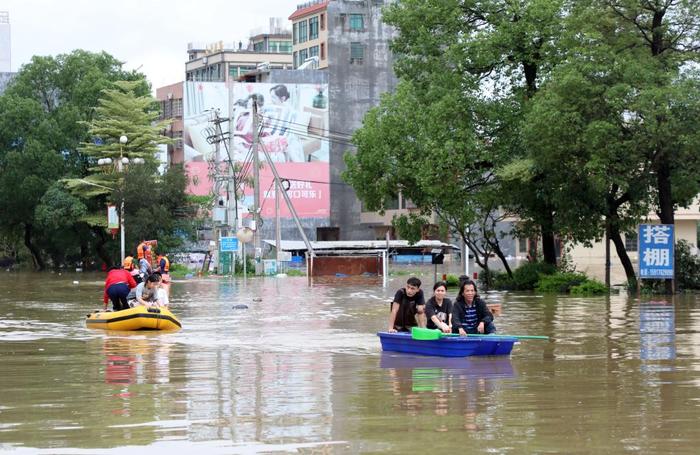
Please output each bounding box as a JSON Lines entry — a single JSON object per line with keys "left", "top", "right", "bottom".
{"left": 1, "top": 271, "right": 699, "bottom": 454}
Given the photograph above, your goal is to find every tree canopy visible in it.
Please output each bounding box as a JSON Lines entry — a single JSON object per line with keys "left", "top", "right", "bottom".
{"left": 345, "top": 0, "right": 700, "bottom": 285}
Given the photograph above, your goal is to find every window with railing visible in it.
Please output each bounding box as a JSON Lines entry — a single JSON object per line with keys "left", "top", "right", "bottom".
{"left": 173, "top": 99, "right": 183, "bottom": 117}
{"left": 625, "top": 232, "right": 638, "bottom": 252}
{"left": 349, "top": 14, "right": 364, "bottom": 31}
{"left": 350, "top": 42, "right": 364, "bottom": 64}
{"left": 309, "top": 16, "right": 319, "bottom": 40}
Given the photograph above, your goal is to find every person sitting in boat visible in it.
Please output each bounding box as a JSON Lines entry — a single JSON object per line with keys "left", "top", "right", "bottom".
{"left": 138, "top": 254, "right": 152, "bottom": 282}
{"left": 123, "top": 256, "right": 142, "bottom": 284}
{"left": 426, "top": 281, "right": 453, "bottom": 334}
{"left": 388, "top": 277, "right": 426, "bottom": 333}
{"left": 103, "top": 266, "right": 138, "bottom": 312}
{"left": 127, "top": 273, "right": 161, "bottom": 307}
{"left": 155, "top": 254, "right": 170, "bottom": 288}
{"left": 452, "top": 280, "right": 496, "bottom": 335}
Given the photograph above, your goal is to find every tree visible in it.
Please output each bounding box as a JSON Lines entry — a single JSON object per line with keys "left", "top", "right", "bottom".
{"left": 522, "top": 1, "right": 700, "bottom": 288}
{"left": 346, "top": 0, "right": 568, "bottom": 265}
{"left": 0, "top": 50, "right": 143, "bottom": 269}
{"left": 65, "top": 80, "right": 172, "bottom": 266}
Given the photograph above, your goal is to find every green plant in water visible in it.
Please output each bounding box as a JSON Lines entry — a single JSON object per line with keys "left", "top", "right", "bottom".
{"left": 536, "top": 272, "right": 588, "bottom": 293}
{"left": 570, "top": 280, "right": 609, "bottom": 295}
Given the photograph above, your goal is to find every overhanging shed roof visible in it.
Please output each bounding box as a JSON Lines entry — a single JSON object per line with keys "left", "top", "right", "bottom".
{"left": 262, "top": 239, "right": 458, "bottom": 252}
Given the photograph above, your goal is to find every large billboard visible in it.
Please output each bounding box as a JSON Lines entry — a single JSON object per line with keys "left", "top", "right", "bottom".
{"left": 184, "top": 82, "right": 330, "bottom": 220}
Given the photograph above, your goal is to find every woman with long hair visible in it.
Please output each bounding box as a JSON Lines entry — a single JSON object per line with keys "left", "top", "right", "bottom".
{"left": 452, "top": 280, "right": 496, "bottom": 335}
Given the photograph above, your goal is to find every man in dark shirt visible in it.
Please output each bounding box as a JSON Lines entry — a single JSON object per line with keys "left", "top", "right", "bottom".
{"left": 387, "top": 277, "right": 426, "bottom": 332}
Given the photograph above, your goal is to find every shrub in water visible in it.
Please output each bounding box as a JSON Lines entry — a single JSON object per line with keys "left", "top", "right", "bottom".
{"left": 512, "top": 262, "right": 556, "bottom": 290}
{"left": 536, "top": 272, "right": 588, "bottom": 293}
{"left": 570, "top": 280, "right": 609, "bottom": 295}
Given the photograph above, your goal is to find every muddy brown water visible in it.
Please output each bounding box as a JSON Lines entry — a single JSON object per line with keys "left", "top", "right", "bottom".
{"left": 1, "top": 271, "right": 699, "bottom": 453}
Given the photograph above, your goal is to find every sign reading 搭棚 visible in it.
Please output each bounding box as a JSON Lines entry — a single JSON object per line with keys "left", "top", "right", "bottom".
{"left": 220, "top": 236, "right": 239, "bottom": 252}
{"left": 638, "top": 224, "right": 674, "bottom": 279}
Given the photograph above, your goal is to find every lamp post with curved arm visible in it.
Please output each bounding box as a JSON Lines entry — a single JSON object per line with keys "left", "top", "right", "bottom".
{"left": 95, "top": 135, "right": 145, "bottom": 263}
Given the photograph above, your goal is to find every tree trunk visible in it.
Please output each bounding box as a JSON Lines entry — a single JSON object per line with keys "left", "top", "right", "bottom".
{"left": 540, "top": 210, "right": 558, "bottom": 266}
{"left": 609, "top": 226, "right": 637, "bottom": 290}
{"left": 655, "top": 158, "right": 675, "bottom": 293}
{"left": 23, "top": 223, "right": 45, "bottom": 271}
{"left": 489, "top": 240, "right": 513, "bottom": 277}
{"left": 91, "top": 226, "right": 113, "bottom": 268}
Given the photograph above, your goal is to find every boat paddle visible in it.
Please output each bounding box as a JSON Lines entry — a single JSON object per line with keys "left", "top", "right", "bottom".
{"left": 411, "top": 327, "right": 549, "bottom": 341}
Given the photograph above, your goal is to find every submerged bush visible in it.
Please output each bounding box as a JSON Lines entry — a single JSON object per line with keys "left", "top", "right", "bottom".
{"left": 535, "top": 272, "right": 588, "bottom": 293}
{"left": 511, "top": 262, "right": 556, "bottom": 290}
{"left": 570, "top": 280, "right": 609, "bottom": 295}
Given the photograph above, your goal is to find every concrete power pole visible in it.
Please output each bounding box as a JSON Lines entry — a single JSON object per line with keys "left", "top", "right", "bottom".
{"left": 252, "top": 97, "right": 262, "bottom": 274}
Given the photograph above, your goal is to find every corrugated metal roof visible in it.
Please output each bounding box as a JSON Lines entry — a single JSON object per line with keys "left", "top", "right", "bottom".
{"left": 262, "top": 239, "right": 458, "bottom": 252}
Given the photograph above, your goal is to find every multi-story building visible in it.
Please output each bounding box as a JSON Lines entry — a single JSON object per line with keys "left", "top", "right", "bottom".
{"left": 324, "top": 0, "right": 399, "bottom": 240}
{"left": 155, "top": 82, "right": 184, "bottom": 165}
{"left": 290, "top": 1, "right": 329, "bottom": 69}
{"left": 185, "top": 34, "right": 293, "bottom": 83}
{"left": 0, "top": 11, "right": 10, "bottom": 73}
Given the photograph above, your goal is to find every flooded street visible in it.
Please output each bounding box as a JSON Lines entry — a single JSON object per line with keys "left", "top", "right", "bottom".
{"left": 1, "top": 271, "right": 700, "bottom": 453}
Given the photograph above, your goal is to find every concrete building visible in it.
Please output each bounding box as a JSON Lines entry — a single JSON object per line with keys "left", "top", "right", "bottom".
{"left": 290, "top": 1, "right": 329, "bottom": 69}
{"left": 155, "top": 82, "right": 184, "bottom": 165}
{"left": 0, "top": 12, "right": 9, "bottom": 73}
{"left": 185, "top": 34, "right": 292, "bottom": 83}
{"left": 324, "top": 0, "right": 399, "bottom": 240}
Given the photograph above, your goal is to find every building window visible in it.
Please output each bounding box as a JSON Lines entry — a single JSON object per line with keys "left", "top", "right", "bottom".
{"left": 350, "top": 42, "right": 364, "bottom": 64}
{"left": 349, "top": 14, "right": 364, "bottom": 31}
{"left": 293, "top": 51, "right": 298, "bottom": 68}
{"left": 293, "top": 23, "right": 298, "bottom": 44}
{"left": 298, "top": 20, "right": 308, "bottom": 43}
{"left": 173, "top": 99, "right": 183, "bottom": 117}
{"left": 320, "top": 13, "right": 325, "bottom": 31}
{"left": 253, "top": 41, "right": 264, "bottom": 52}
{"left": 309, "top": 45, "right": 319, "bottom": 58}
{"left": 625, "top": 232, "right": 638, "bottom": 252}
{"left": 309, "top": 16, "right": 319, "bottom": 40}
{"left": 299, "top": 48, "right": 308, "bottom": 65}
{"left": 320, "top": 42, "right": 325, "bottom": 60}
{"left": 270, "top": 40, "right": 292, "bottom": 53}
{"left": 518, "top": 237, "right": 528, "bottom": 254}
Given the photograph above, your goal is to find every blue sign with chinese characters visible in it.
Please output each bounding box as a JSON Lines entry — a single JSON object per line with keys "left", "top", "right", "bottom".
{"left": 220, "top": 236, "right": 239, "bottom": 252}
{"left": 638, "top": 224, "right": 674, "bottom": 279}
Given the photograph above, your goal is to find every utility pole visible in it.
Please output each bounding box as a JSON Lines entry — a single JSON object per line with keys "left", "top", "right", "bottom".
{"left": 228, "top": 83, "right": 237, "bottom": 276}
{"left": 252, "top": 96, "right": 262, "bottom": 274}
{"left": 275, "top": 179, "right": 281, "bottom": 269}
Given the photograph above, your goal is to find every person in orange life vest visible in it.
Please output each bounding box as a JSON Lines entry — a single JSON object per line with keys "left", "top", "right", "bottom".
{"left": 103, "top": 265, "right": 138, "bottom": 311}
{"left": 156, "top": 254, "right": 171, "bottom": 285}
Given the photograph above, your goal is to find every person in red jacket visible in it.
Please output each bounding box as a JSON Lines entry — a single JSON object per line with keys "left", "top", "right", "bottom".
{"left": 103, "top": 266, "right": 138, "bottom": 311}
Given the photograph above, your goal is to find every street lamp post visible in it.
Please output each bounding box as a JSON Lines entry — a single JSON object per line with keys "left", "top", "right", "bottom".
{"left": 118, "top": 135, "right": 128, "bottom": 263}
{"left": 96, "top": 135, "right": 144, "bottom": 264}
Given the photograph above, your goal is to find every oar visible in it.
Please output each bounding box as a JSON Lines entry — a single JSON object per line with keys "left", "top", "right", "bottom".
{"left": 411, "top": 327, "right": 549, "bottom": 341}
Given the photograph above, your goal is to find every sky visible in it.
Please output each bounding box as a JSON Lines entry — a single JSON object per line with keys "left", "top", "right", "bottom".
{"left": 1, "top": 0, "right": 297, "bottom": 89}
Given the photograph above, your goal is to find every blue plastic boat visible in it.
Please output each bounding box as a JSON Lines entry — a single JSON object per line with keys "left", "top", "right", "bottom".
{"left": 377, "top": 332, "right": 517, "bottom": 357}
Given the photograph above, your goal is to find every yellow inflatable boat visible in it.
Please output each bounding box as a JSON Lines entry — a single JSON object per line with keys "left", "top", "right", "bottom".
{"left": 86, "top": 306, "right": 181, "bottom": 331}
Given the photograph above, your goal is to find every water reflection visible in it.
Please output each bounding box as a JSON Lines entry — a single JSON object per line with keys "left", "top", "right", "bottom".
{"left": 640, "top": 300, "right": 676, "bottom": 371}
{"left": 379, "top": 352, "right": 516, "bottom": 432}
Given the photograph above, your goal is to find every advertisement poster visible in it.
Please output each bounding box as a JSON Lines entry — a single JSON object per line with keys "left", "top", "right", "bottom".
{"left": 184, "top": 82, "right": 330, "bottom": 219}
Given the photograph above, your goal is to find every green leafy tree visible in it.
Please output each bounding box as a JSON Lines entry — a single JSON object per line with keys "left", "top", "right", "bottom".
{"left": 0, "top": 50, "right": 143, "bottom": 269}
{"left": 65, "top": 80, "right": 173, "bottom": 266}
{"left": 345, "top": 0, "right": 568, "bottom": 265}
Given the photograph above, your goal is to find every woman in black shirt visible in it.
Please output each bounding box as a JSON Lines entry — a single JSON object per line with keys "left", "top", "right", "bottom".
{"left": 425, "top": 281, "right": 452, "bottom": 333}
